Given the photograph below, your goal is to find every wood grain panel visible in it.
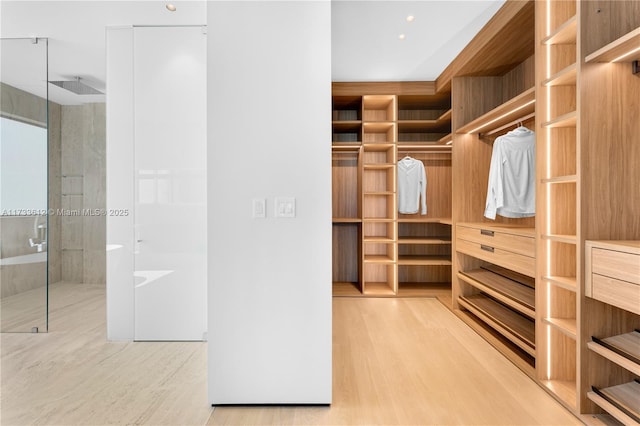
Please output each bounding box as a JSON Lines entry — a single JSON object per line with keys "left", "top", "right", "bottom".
{"left": 333, "top": 224, "right": 360, "bottom": 284}
{"left": 549, "top": 183, "right": 577, "bottom": 236}
{"left": 333, "top": 81, "right": 437, "bottom": 97}
{"left": 581, "top": 62, "right": 640, "bottom": 241}
{"left": 582, "top": 1, "right": 640, "bottom": 57}
{"left": 548, "top": 241, "right": 577, "bottom": 279}
{"left": 549, "top": 0, "right": 577, "bottom": 32}
{"left": 502, "top": 55, "right": 536, "bottom": 101}
{"left": 332, "top": 152, "right": 359, "bottom": 218}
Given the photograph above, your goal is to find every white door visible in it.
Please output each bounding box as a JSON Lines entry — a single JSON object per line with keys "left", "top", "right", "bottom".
{"left": 133, "top": 26, "right": 207, "bottom": 341}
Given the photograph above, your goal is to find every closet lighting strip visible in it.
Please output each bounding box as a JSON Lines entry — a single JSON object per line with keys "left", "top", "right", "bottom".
{"left": 465, "top": 100, "right": 535, "bottom": 134}
{"left": 481, "top": 112, "right": 536, "bottom": 137}
{"left": 612, "top": 46, "right": 640, "bottom": 62}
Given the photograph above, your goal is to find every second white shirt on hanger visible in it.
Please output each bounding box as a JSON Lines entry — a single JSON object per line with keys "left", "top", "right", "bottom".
{"left": 398, "top": 156, "right": 427, "bottom": 215}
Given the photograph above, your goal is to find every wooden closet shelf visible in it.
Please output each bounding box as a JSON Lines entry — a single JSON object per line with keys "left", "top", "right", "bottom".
{"left": 542, "top": 15, "right": 577, "bottom": 45}
{"left": 438, "top": 133, "right": 452, "bottom": 145}
{"left": 542, "top": 234, "right": 577, "bottom": 244}
{"left": 586, "top": 27, "right": 640, "bottom": 63}
{"left": 543, "top": 275, "right": 577, "bottom": 292}
{"left": 398, "top": 256, "right": 452, "bottom": 266}
{"left": 438, "top": 109, "right": 452, "bottom": 122}
{"left": 542, "top": 111, "right": 577, "bottom": 128}
{"left": 456, "top": 87, "right": 535, "bottom": 135}
{"left": 332, "top": 143, "right": 361, "bottom": 151}
{"left": 363, "top": 122, "right": 396, "bottom": 131}
{"left": 458, "top": 294, "right": 535, "bottom": 356}
{"left": 332, "top": 217, "right": 361, "bottom": 224}
{"left": 543, "top": 317, "right": 577, "bottom": 340}
{"left": 332, "top": 120, "right": 361, "bottom": 128}
{"left": 363, "top": 255, "right": 395, "bottom": 263}
{"left": 397, "top": 120, "right": 450, "bottom": 132}
{"left": 458, "top": 269, "right": 535, "bottom": 318}
{"left": 363, "top": 164, "right": 395, "bottom": 170}
{"left": 332, "top": 281, "right": 362, "bottom": 297}
{"left": 362, "top": 143, "right": 395, "bottom": 151}
{"left": 397, "top": 237, "right": 451, "bottom": 245}
{"left": 398, "top": 217, "right": 452, "bottom": 224}
{"left": 397, "top": 146, "right": 452, "bottom": 154}
{"left": 542, "top": 175, "right": 577, "bottom": 184}
{"left": 363, "top": 236, "right": 395, "bottom": 243}
{"left": 543, "top": 63, "right": 577, "bottom": 87}
{"left": 541, "top": 380, "right": 577, "bottom": 411}
{"left": 588, "top": 381, "right": 640, "bottom": 425}
{"left": 588, "top": 330, "right": 640, "bottom": 376}
{"left": 363, "top": 191, "right": 394, "bottom": 196}
{"left": 363, "top": 282, "right": 396, "bottom": 296}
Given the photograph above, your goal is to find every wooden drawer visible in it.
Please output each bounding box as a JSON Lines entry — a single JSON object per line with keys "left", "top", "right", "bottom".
{"left": 591, "top": 274, "right": 640, "bottom": 316}
{"left": 456, "top": 238, "right": 535, "bottom": 277}
{"left": 591, "top": 248, "right": 640, "bottom": 285}
{"left": 457, "top": 224, "right": 535, "bottom": 258}
{"left": 586, "top": 241, "right": 640, "bottom": 315}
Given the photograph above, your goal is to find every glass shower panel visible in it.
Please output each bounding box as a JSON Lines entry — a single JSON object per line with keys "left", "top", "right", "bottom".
{"left": 133, "top": 26, "right": 207, "bottom": 341}
{"left": 0, "top": 37, "right": 49, "bottom": 332}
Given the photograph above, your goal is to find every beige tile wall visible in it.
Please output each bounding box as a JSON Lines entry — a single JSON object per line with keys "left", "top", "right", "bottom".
{"left": 60, "top": 104, "right": 106, "bottom": 284}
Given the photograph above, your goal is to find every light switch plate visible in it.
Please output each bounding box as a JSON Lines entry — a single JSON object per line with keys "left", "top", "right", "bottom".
{"left": 252, "top": 198, "right": 266, "bottom": 218}
{"left": 275, "top": 197, "right": 295, "bottom": 218}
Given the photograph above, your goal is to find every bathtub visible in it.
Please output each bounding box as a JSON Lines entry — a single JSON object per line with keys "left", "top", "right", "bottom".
{"left": 0, "top": 251, "right": 47, "bottom": 267}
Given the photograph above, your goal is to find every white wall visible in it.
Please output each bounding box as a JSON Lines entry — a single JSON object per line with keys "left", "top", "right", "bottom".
{"left": 106, "top": 27, "right": 135, "bottom": 340}
{"left": 106, "top": 25, "right": 207, "bottom": 341}
{"left": 207, "top": 1, "right": 332, "bottom": 404}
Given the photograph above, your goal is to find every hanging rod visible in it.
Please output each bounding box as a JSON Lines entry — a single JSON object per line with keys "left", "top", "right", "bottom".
{"left": 398, "top": 151, "right": 452, "bottom": 155}
{"left": 480, "top": 112, "right": 536, "bottom": 138}
{"left": 397, "top": 145, "right": 451, "bottom": 152}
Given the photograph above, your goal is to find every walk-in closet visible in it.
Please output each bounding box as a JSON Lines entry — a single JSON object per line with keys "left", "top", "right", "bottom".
{"left": 331, "top": 1, "right": 639, "bottom": 424}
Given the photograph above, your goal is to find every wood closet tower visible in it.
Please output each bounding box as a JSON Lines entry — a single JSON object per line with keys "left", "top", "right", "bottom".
{"left": 332, "top": 1, "right": 640, "bottom": 423}
{"left": 332, "top": 82, "right": 452, "bottom": 300}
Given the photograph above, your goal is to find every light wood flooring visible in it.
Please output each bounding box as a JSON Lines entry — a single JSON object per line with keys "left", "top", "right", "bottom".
{"left": 1, "top": 284, "right": 581, "bottom": 425}
{"left": 1, "top": 283, "right": 212, "bottom": 426}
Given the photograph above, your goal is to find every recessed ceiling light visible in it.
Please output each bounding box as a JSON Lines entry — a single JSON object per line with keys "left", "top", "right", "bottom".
{"left": 166, "top": 4, "right": 176, "bottom": 12}
{"left": 398, "top": 34, "right": 406, "bottom": 40}
{"left": 406, "top": 15, "right": 415, "bottom": 22}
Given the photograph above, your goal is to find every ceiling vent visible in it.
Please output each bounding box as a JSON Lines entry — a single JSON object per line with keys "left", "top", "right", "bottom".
{"left": 49, "top": 77, "right": 103, "bottom": 95}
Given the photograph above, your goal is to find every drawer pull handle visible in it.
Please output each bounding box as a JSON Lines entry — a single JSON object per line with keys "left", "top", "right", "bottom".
{"left": 480, "top": 229, "right": 495, "bottom": 237}
{"left": 481, "top": 244, "right": 495, "bottom": 253}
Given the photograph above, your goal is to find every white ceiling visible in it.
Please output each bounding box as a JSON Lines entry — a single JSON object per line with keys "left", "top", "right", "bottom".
{"left": 0, "top": 0, "right": 505, "bottom": 105}
{"left": 332, "top": 0, "right": 505, "bottom": 82}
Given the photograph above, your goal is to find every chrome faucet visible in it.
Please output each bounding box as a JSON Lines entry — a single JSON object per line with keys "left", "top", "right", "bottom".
{"left": 29, "top": 238, "right": 47, "bottom": 252}
{"left": 29, "top": 216, "right": 47, "bottom": 252}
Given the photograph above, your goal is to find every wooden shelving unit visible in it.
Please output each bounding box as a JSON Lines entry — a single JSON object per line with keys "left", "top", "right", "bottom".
{"left": 587, "top": 330, "right": 640, "bottom": 424}
{"left": 588, "top": 331, "right": 640, "bottom": 376}
{"left": 536, "top": 1, "right": 580, "bottom": 412}
{"left": 459, "top": 293, "right": 535, "bottom": 356}
{"left": 450, "top": 0, "right": 537, "bottom": 384}
{"left": 536, "top": 1, "right": 640, "bottom": 419}
{"left": 332, "top": 83, "right": 453, "bottom": 298}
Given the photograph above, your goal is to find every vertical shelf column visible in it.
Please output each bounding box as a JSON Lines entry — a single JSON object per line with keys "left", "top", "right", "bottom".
{"left": 361, "top": 95, "right": 397, "bottom": 295}
{"left": 536, "top": 0, "right": 580, "bottom": 412}
{"left": 331, "top": 96, "right": 363, "bottom": 294}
